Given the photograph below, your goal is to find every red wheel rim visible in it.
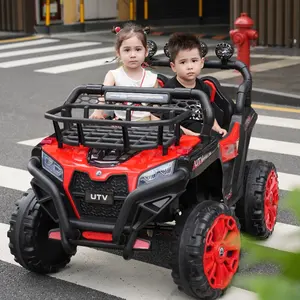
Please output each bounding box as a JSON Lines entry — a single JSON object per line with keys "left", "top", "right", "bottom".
{"left": 203, "top": 214, "right": 240, "bottom": 290}
{"left": 264, "top": 170, "right": 279, "bottom": 231}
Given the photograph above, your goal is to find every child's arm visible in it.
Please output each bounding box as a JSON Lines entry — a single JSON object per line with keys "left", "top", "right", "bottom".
{"left": 103, "top": 71, "right": 115, "bottom": 86}
{"left": 180, "top": 126, "right": 200, "bottom": 136}
{"left": 154, "top": 79, "right": 160, "bottom": 88}
{"left": 150, "top": 113, "right": 160, "bottom": 120}
{"left": 90, "top": 71, "right": 115, "bottom": 119}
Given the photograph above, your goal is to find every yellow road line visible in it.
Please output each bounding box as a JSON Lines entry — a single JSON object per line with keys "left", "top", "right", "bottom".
{"left": 0, "top": 35, "right": 43, "bottom": 44}
{"left": 252, "top": 103, "right": 300, "bottom": 114}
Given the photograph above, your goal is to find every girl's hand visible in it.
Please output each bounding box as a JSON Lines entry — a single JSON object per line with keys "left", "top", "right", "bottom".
{"left": 90, "top": 110, "right": 105, "bottom": 119}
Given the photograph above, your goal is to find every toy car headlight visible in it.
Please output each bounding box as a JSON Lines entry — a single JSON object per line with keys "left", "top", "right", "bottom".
{"left": 42, "top": 151, "right": 63, "bottom": 181}
{"left": 137, "top": 161, "right": 175, "bottom": 186}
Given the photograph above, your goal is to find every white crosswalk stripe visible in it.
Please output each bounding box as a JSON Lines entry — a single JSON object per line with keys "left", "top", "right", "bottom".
{"left": 0, "top": 37, "right": 116, "bottom": 71}
{"left": 250, "top": 137, "right": 300, "bottom": 157}
{"left": 0, "top": 41, "right": 100, "bottom": 58}
{"left": 256, "top": 115, "right": 300, "bottom": 129}
{"left": 35, "top": 56, "right": 117, "bottom": 74}
{"left": 0, "top": 46, "right": 115, "bottom": 68}
{"left": 0, "top": 38, "right": 59, "bottom": 51}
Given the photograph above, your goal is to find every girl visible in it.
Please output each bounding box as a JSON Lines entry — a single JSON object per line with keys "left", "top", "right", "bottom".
{"left": 90, "top": 23, "right": 159, "bottom": 121}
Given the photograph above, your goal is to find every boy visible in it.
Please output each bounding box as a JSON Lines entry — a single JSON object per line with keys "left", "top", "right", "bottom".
{"left": 163, "top": 33, "right": 227, "bottom": 137}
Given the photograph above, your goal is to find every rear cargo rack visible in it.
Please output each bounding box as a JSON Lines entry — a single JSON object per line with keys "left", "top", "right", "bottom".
{"left": 44, "top": 85, "right": 197, "bottom": 155}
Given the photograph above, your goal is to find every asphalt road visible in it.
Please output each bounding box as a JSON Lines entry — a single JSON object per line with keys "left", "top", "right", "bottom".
{"left": 0, "top": 34, "right": 299, "bottom": 300}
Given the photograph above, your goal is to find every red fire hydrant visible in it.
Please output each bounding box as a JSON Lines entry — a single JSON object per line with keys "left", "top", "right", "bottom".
{"left": 230, "top": 13, "right": 258, "bottom": 69}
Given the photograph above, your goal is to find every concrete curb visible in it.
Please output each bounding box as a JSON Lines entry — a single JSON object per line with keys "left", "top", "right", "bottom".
{"left": 0, "top": 33, "right": 31, "bottom": 41}
{"left": 221, "top": 83, "right": 300, "bottom": 107}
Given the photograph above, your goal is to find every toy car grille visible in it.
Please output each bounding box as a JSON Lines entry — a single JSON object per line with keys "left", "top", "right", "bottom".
{"left": 69, "top": 171, "right": 129, "bottom": 219}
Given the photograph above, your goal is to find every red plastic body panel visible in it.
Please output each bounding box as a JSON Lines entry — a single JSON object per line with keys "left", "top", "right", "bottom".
{"left": 82, "top": 231, "right": 113, "bottom": 242}
{"left": 219, "top": 123, "right": 240, "bottom": 163}
{"left": 42, "top": 136, "right": 200, "bottom": 219}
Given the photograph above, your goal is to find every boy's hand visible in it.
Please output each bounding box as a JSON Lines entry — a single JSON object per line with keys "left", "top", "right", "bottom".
{"left": 218, "top": 128, "right": 227, "bottom": 137}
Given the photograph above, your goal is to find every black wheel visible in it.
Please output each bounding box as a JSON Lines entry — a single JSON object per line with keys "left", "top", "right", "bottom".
{"left": 7, "top": 189, "right": 75, "bottom": 274}
{"left": 171, "top": 201, "right": 241, "bottom": 300}
{"left": 236, "top": 159, "right": 279, "bottom": 239}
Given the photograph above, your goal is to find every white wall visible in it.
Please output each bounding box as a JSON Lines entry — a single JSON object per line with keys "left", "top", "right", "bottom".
{"left": 82, "top": 0, "right": 118, "bottom": 20}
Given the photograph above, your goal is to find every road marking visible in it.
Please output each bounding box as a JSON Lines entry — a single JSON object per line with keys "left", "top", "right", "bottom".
{"left": 0, "top": 46, "right": 115, "bottom": 68}
{"left": 252, "top": 104, "right": 300, "bottom": 114}
{"left": 35, "top": 56, "right": 117, "bottom": 74}
{"left": 221, "top": 288, "right": 257, "bottom": 300}
{"left": 205, "top": 59, "right": 300, "bottom": 80}
{"left": 0, "top": 42, "right": 100, "bottom": 58}
{"left": 18, "top": 137, "right": 45, "bottom": 146}
{"left": 256, "top": 115, "right": 300, "bottom": 130}
{"left": 0, "top": 38, "right": 59, "bottom": 50}
{"left": 250, "top": 137, "right": 300, "bottom": 157}
{"left": 0, "top": 165, "right": 32, "bottom": 192}
{"left": 257, "top": 222, "right": 300, "bottom": 252}
{"left": 277, "top": 172, "right": 300, "bottom": 191}
{"left": 35, "top": 50, "right": 165, "bottom": 74}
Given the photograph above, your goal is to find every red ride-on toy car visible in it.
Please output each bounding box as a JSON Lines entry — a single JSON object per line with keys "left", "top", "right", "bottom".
{"left": 7, "top": 43, "right": 279, "bottom": 300}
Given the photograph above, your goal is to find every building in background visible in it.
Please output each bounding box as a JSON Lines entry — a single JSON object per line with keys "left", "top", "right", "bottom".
{"left": 0, "top": 0, "right": 299, "bottom": 48}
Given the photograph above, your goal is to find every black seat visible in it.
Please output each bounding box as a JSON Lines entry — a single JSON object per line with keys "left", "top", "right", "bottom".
{"left": 202, "top": 76, "right": 236, "bottom": 129}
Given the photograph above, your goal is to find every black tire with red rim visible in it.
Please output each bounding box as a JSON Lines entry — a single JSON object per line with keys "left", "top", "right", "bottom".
{"left": 7, "top": 189, "right": 74, "bottom": 274}
{"left": 236, "top": 160, "right": 279, "bottom": 239}
{"left": 171, "top": 201, "right": 241, "bottom": 300}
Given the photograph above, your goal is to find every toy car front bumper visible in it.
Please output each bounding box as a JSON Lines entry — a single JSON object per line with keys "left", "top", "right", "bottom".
{"left": 27, "top": 156, "right": 189, "bottom": 255}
